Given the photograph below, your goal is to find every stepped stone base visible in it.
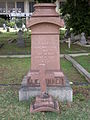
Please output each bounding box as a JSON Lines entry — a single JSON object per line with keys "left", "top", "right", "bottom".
{"left": 19, "top": 77, "right": 73, "bottom": 102}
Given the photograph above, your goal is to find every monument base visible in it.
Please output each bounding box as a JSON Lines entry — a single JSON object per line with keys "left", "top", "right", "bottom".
{"left": 19, "top": 77, "right": 73, "bottom": 102}
{"left": 30, "top": 93, "right": 59, "bottom": 113}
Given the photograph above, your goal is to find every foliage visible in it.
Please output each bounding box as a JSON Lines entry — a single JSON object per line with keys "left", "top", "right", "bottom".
{"left": 15, "top": 19, "right": 22, "bottom": 28}
{"left": 37, "top": 0, "right": 56, "bottom": 3}
{"left": 15, "top": 18, "right": 26, "bottom": 28}
{"left": 0, "top": 18, "right": 7, "bottom": 27}
{"left": 61, "top": 0, "right": 90, "bottom": 36}
{"left": 6, "top": 21, "right": 15, "bottom": 28}
{"left": 60, "top": 29, "right": 66, "bottom": 40}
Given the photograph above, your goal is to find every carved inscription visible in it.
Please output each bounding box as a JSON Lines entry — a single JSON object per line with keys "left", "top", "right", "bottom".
{"left": 32, "top": 39, "right": 58, "bottom": 66}
{"left": 28, "top": 77, "right": 64, "bottom": 87}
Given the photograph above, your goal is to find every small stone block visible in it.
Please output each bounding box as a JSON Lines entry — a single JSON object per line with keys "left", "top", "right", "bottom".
{"left": 30, "top": 95, "right": 59, "bottom": 113}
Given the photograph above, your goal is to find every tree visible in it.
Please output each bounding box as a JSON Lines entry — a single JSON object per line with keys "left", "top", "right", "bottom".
{"left": 61, "top": 0, "right": 90, "bottom": 36}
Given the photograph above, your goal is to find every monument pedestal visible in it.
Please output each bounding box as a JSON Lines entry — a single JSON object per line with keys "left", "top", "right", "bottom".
{"left": 26, "top": 70, "right": 65, "bottom": 87}
{"left": 19, "top": 77, "right": 73, "bottom": 102}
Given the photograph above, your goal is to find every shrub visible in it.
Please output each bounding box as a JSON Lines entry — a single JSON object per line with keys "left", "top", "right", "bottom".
{"left": 61, "top": 0, "right": 90, "bottom": 36}
{"left": 15, "top": 19, "right": 22, "bottom": 28}
{"left": 6, "top": 21, "right": 15, "bottom": 28}
{"left": 0, "top": 18, "right": 6, "bottom": 27}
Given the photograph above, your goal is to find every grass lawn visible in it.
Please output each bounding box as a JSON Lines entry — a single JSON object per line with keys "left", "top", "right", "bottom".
{"left": 0, "top": 58, "right": 87, "bottom": 84}
{"left": 0, "top": 86, "right": 90, "bottom": 120}
{"left": 74, "top": 55, "right": 90, "bottom": 73}
{"left": 0, "top": 58, "right": 30, "bottom": 84}
{"left": 0, "top": 32, "right": 90, "bottom": 55}
{"left": 0, "top": 58, "right": 90, "bottom": 119}
{"left": 60, "top": 43, "right": 90, "bottom": 54}
{"left": 0, "top": 32, "right": 31, "bottom": 55}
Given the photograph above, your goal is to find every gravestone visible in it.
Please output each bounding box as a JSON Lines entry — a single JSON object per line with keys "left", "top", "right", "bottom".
{"left": 80, "top": 32, "right": 87, "bottom": 45}
{"left": 19, "top": 3, "right": 73, "bottom": 103}
{"left": 71, "top": 33, "right": 75, "bottom": 42}
{"left": 14, "top": 24, "right": 17, "bottom": 30}
{"left": 7, "top": 27, "right": 10, "bottom": 32}
{"left": 26, "top": 4, "right": 65, "bottom": 87}
{"left": 17, "top": 30, "right": 25, "bottom": 47}
{"left": 3, "top": 23, "right": 6, "bottom": 30}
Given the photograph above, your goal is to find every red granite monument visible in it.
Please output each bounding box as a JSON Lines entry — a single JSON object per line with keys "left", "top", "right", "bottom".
{"left": 19, "top": 3, "right": 73, "bottom": 112}
{"left": 26, "top": 3, "right": 65, "bottom": 87}
{"left": 26, "top": 3, "right": 65, "bottom": 113}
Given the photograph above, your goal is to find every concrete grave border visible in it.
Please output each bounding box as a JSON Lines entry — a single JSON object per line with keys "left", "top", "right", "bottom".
{"left": 64, "top": 55, "right": 90, "bottom": 83}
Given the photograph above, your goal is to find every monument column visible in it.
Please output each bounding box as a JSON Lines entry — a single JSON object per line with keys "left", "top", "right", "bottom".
{"left": 24, "top": 0, "right": 29, "bottom": 13}
{"left": 15, "top": 1, "right": 17, "bottom": 13}
{"left": 6, "top": 0, "right": 8, "bottom": 13}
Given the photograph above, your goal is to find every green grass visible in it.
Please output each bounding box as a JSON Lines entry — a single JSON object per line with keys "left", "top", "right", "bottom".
{"left": 0, "top": 58, "right": 90, "bottom": 119}
{"left": 0, "top": 32, "right": 90, "bottom": 55}
{"left": 0, "top": 86, "right": 90, "bottom": 120}
{"left": 0, "top": 58, "right": 30, "bottom": 84}
{"left": 60, "top": 43, "right": 90, "bottom": 54}
{"left": 0, "top": 32, "right": 31, "bottom": 55}
{"left": 0, "top": 58, "right": 87, "bottom": 84}
{"left": 74, "top": 55, "right": 90, "bottom": 73}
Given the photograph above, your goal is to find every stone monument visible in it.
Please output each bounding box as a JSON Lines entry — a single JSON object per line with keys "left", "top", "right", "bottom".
{"left": 80, "top": 32, "right": 87, "bottom": 45}
{"left": 26, "top": 3, "right": 65, "bottom": 87}
{"left": 19, "top": 3, "right": 73, "bottom": 108}
{"left": 17, "top": 30, "right": 25, "bottom": 47}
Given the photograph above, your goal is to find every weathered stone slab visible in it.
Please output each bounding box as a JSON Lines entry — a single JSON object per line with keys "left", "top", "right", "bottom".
{"left": 65, "top": 55, "right": 90, "bottom": 83}
{"left": 17, "top": 30, "right": 25, "bottom": 47}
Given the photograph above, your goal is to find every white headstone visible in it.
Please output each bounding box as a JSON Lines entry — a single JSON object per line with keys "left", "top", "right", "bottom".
{"left": 80, "top": 32, "right": 87, "bottom": 45}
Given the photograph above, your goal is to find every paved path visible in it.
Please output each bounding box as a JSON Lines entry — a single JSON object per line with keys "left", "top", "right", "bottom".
{"left": 0, "top": 53, "right": 89, "bottom": 58}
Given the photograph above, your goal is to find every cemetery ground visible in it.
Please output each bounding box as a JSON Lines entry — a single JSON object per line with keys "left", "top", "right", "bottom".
{"left": 74, "top": 55, "right": 90, "bottom": 73}
{"left": 0, "top": 57, "right": 90, "bottom": 120}
{"left": 0, "top": 32, "right": 90, "bottom": 55}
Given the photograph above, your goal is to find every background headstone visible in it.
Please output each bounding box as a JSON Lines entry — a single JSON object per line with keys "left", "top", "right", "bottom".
{"left": 7, "top": 27, "right": 10, "bottom": 32}
{"left": 3, "top": 23, "right": 6, "bottom": 30}
{"left": 17, "top": 30, "right": 25, "bottom": 47}
{"left": 14, "top": 24, "right": 17, "bottom": 30}
{"left": 80, "top": 32, "right": 87, "bottom": 45}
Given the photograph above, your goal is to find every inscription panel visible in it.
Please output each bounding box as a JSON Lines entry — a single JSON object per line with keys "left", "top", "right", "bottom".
{"left": 28, "top": 77, "right": 64, "bottom": 87}
{"left": 31, "top": 34, "right": 60, "bottom": 70}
